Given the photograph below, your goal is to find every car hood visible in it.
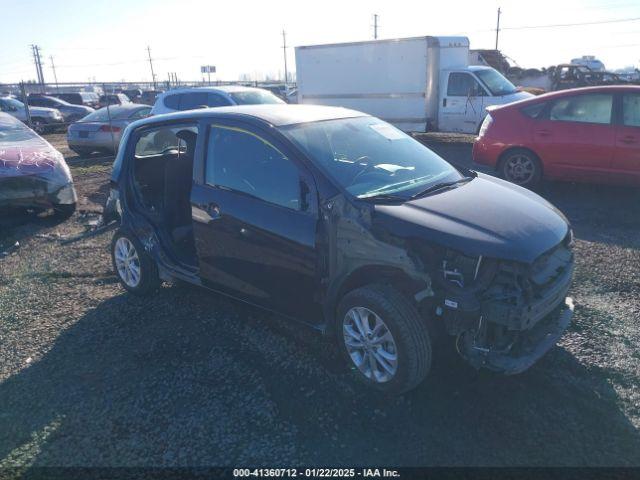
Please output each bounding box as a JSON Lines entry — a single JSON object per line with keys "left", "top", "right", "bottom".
{"left": 0, "top": 139, "right": 63, "bottom": 178}
{"left": 373, "top": 173, "right": 569, "bottom": 264}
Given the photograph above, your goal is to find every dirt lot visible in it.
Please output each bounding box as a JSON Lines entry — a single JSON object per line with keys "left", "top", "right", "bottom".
{"left": 1, "top": 133, "right": 639, "bottom": 467}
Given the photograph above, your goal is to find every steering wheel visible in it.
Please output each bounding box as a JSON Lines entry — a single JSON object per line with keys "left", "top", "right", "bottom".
{"left": 350, "top": 156, "right": 379, "bottom": 184}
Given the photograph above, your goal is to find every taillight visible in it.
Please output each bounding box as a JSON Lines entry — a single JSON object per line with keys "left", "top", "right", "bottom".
{"left": 99, "top": 125, "right": 121, "bottom": 133}
{"left": 478, "top": 114, "right": 493, "bottom": 138}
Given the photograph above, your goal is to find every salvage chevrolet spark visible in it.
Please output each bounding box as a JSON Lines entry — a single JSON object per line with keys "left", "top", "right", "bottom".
{"left": 106, "top": 104, "right": 574, "bottom": 394}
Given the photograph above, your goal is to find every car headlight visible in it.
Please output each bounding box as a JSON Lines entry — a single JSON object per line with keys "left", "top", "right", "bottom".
{"left": 49, "top": 110, "right": 62, "bottom": 119}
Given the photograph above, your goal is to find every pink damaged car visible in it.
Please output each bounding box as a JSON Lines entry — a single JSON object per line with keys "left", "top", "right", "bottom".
{"left": 0, "top": 112, "right": 76, "bottom": 218}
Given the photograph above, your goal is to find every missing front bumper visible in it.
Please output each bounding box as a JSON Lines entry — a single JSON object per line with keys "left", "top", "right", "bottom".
{"left": 460, "top": 297, "right": 575, "bottom": 375}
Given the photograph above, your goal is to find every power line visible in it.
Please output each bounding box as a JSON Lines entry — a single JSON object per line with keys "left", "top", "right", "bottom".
{"left": 502, "top": 15, "right": 640, "bottom": 30}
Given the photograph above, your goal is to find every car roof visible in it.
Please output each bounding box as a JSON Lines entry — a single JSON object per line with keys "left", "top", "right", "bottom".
{"left": 135, "top": 104, "right": 367, "bottom": 127}
{"left": 490, "top": 84, "right": 640, "bottom": 112}
{"left": 161, "top": 85, "right": 270, "bottom": 95}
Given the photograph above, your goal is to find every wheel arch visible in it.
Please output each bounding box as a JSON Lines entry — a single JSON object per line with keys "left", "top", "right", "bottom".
{"left": 324, "top": 264, "right": 426, "bottom": 336}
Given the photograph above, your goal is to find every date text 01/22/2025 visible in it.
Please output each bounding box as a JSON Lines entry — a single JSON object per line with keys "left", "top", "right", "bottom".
{"left": 233, "top": 468, "right": 401, "bottom": 478}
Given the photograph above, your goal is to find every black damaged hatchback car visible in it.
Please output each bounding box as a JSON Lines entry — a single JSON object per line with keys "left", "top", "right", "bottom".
{"left": 105, "top": 104, "right": 574, "bottom": 394}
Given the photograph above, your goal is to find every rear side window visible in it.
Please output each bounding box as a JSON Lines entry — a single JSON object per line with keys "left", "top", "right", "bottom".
{"left": 521, "top": 103, "right": 546, "bottom": 119}
{"left": 163, "top": 94, "right": 181, "bottom": 109}
{"left": 550, "top": 94, "right": 613, "bottom": 124}
{"left": 447, "top": 73, "right": 485, "bottom": 97}
{"left": 208, "top": 93, "right": 230, "bottom": 107}
{"left": 622, "top": 93, "right": 640, "bottom": 127}
{"left": 180, "top": 92, "right": 209, "bottom": 110}
{"left": 205, "top": 125, "right": 301, "bottom": 210}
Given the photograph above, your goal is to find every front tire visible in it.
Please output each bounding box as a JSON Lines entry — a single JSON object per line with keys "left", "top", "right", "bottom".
{"left": 337, "top": 284, "right": 432, "bottom": 394}
{"left": 499, "top": 148, "right": 542, "bottom": 188}
{"left": 52, "top": 202, "right": 75, "bottom": 220}
{"left": 111, "top": 229, "right": 160, "bottom": 295}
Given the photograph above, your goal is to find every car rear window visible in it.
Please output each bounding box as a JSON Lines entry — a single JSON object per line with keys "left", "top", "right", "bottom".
{"left": 229, "top": 90, "right": 284, "bottom": 105}
{"left": 521, "top": 102, "right": 546, "bottom": 119}
{"left": 83, "top": 106, "right": 134, "bottom": 121}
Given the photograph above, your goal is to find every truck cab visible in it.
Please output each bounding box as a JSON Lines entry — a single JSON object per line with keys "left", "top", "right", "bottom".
{"left": 438, "top": 66, "right": 532, "bottom": 134}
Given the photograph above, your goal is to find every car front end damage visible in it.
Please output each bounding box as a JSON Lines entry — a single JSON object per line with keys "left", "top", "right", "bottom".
{"left": 0, "top": 142, "right": 77, "bottom": 210}
{"left": 431, "top": 235, "right": 574, "bottom": 374}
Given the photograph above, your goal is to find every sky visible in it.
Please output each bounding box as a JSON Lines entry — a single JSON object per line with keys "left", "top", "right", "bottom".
{"left": 1, "top": 0, "right": 639, "bottom": 84}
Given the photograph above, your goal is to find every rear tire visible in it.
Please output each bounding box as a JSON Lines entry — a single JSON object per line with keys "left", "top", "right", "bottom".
{"left": 111, "top": 229, "right": 161, "bottom": 295}
{"left": 337, "top": 284, "right": 431, "bottom": 394}
{"left": 499, "top": 148, "right": 542, "bottom": 188}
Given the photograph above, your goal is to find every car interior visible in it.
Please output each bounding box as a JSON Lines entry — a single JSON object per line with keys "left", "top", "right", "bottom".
{"left": 132, "top": 126, "right": 198, "bottom": 265}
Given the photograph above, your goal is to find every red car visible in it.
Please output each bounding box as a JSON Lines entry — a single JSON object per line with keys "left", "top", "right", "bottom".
{"left": 473, "top": 86, "right": 640, "bottom": 187}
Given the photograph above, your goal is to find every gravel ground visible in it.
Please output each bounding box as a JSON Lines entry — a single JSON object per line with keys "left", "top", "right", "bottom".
{"left": 0, "top": 133, "right": 639, "bottom": 468}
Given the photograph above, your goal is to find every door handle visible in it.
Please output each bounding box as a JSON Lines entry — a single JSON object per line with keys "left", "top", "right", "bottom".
{"left": 443, "top": 98, "right": 447, "bottom": 107}
{"left": 620, "top": 135, "right": 637, "bottom": 144}
{"left": 536, "top": 129, "right": 552, "bottom": 137}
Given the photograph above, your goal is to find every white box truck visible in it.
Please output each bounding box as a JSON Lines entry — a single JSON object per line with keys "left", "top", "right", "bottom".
{"left": 295, "top": 36, "right": 531, "bottom": 134}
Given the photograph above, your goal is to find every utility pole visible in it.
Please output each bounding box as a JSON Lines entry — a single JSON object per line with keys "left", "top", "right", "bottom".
{"left": 50, "top": 55, "right": 59, "bottom": 92}
{"left": 495, "top": 7, "right": 501, "bottom": 50}
{"left": 147, "top": 45, "right": 157, "bottom": 89}
{"left": 282, "top": 29, "right": 289, "bottom": 85}
{"left": 373, "top": 14, "right": 379, "bottom": 40}
{"left": 31, "top": 45, "right": 45, "bottom": 88}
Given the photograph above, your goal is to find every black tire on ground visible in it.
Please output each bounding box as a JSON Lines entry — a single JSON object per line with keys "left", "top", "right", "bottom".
{"left": 52, "top": 202, "right": 76, "bottom": 220}
{"left": 498, "top": 148, "right": 542, "bottom": 189}
{"left": 31, "top": 119, "right": 47, "bottom": 134}
{"left": 336, "top": 284, "right": 432, "bottom": 395}
{"left": 71, "top": 147, "right": 93, "bottom": 156}
{"left": 110, "top": 229, "right": 161, "bottom": 295}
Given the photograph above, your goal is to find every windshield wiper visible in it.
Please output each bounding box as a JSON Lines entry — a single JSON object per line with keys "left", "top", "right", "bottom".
{"left": 409, "top": 177, "right": 472, "bottom": 200}
{"left": 358, "top": 193, "right": 407, "bottom": 203}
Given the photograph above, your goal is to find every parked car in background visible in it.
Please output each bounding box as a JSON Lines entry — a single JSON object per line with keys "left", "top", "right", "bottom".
{"left": 105, "top": 104, "right": 574, "bottom": 394}
{"left": 149, "top": 86, "right": 284, "bottom": 115}
{"left": 0, "top": 96, "right": 64, "bottom": 133}
{"left": 473, "top": 85, "right": 640, "bottom": 187}
{"left": 0, "top": 112, "right": 76, "bottom": 218}
{"left": 140, "top": 89, "right": 164, "bottom": 105}
{"left": 99, "top": 93, "right": 132, "bottom": 108}
{"left": 52, "top": 91, "right": 100, "bottom": 109}
{"left": 67, "top": 103, "right": 151, "bottom": 155}
{"left": 28, "top": 95, "right": 94, "bottom": 123}
{"left": 123, "top": 88, "right": 143, "bottom": 103}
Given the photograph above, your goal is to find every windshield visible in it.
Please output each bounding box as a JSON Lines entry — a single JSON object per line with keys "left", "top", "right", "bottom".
{"left": 475, "top": 69, "right": 518, "bottom": 96}
{"left": 0, "top": 116, "right": 36, "bottom": 142}
{"left": 229, "top": 90, "right": 284, "bottom": 105}
{"left": 282, "top": 117, "right": 463, "bottom": 199}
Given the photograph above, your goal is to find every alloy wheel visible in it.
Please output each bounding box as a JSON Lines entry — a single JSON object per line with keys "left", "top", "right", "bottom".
{"left": 343, "top": 306, "right": 398, "bottom": 383}
{"left": 114, "top": 237, "right": 141, "bottom": 288}
{"left": 503, "top": 154, "right": 536, "bottom": 185}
